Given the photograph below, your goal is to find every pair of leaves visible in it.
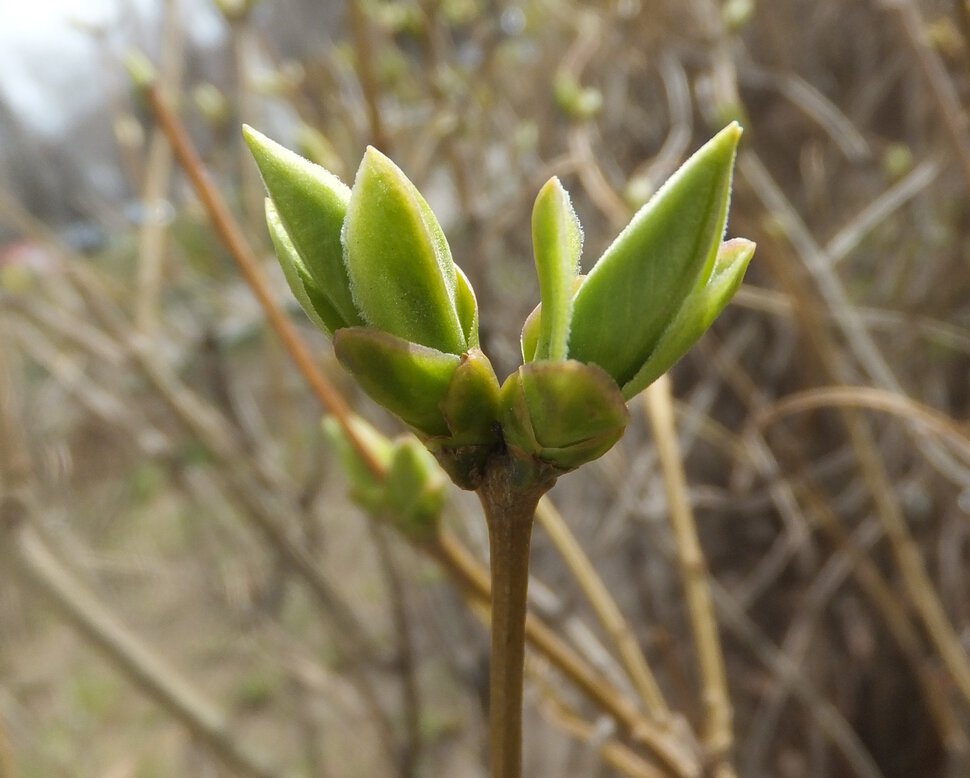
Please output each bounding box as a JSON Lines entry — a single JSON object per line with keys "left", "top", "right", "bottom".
{"left": 524, "top": 123, "right": 754, "bottom": 400}
{"left": 245, "top": 126, "right": 478, "bottom": 355}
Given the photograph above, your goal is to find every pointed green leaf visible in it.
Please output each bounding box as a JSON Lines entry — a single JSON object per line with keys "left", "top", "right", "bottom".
{"left": 454, "top": 265, "right": 480, "bottom": 350}
{"left": 266, "top": 200, "right": 346, "bottom": 333}
{"left": 333, "top": 327, "right": 460, "bottom": 437}
{"left": 531, "top": 177, "right": 582, "bottom": 361}
{"left": 342, "top": 147, "right": 467, "bottom": 354}
{"left": 243, "top": 125, "right": 363, "bottom": 330}
{"left": 499, "top": 360, "right": 628, "bottom": 470}
{"left": 621, "top": 238, "right": 755, "bottom": 398}
{"left": 569, "top": 123, "right": 742, "bottom": 387}
{"left": 521, "top": 303, "right": 541, "bottom": 363}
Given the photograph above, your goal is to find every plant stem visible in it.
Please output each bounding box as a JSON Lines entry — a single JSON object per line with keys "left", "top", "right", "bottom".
{"left": 477, "top": 462, "right": 548, "bottom": 778}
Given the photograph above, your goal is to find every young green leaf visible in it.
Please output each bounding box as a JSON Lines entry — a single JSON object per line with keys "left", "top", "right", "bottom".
{"left": 333, "top": 327, "right": 461, "bottom": 437}
{"left": 342, "top": 147, "right": 468, "bottom": 355}
{"left": 454, "top": 266, "right": 480, "bottom": 350}
{"left": 266, "top": 200, "right": 346, "bottom": 333}
{"left": 243, "top": 125, "right": 362, "bottom": 330}
{"left": 620, "top": 238, "right": 755, "bottom": 398}
{"left": 568, "top": 122, "right": 742, "bottom": 388}
{"left": 531, "top": 177, "right": 583, "bottom": 361}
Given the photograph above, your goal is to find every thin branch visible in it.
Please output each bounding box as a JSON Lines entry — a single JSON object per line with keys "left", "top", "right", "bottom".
{"left": 1, "top": 501, "right": 277, "bottom": 778}
{"left": 134, "top": 0, "right": 182, "bottom": 333}
{"left": 643, "top": 376, "right": 736, "bottom": 778}
{"left": 427, "top": 531, "right": 701, "bottom": 778}
{"left": 144, "top": 85, "right": 382, "bottom": 476}
{"left": 534, "top": 496, "right": 671, "bottom": 721}
{"left": 876, "top": 0, "right": 970, "bottom": 193}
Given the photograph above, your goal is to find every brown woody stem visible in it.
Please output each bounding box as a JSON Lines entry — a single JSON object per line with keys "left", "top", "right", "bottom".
{"left": 477, "top": 461, "right": 550, "bottom": 778}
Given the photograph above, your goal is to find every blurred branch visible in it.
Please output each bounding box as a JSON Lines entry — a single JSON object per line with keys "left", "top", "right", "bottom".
{"left": 643, "top": 377, "right": 737, "bottom": 778}
{"left": 348, "top": 0, "right": 390, "bottom": 152}
{"left": 134, "top": 0, "right": 183, "bottom": 334}
{"left": 426, "top": 531, "right": 700, "bottom": 778}
{"left": 740, "top": 150, "right": 970, "bottom": 489}
{"left": 534, "top": 496, "right": 672, "bottom": 722}
{"left": 367, "top": 523, "right": 424, "bottom": 778}
{"left": 745, "top": 160, "right": 970, "bottom": 712}
{"left": 0, "top": 499, "right": 277, "bottom": 778}
{"left": 707, "top": 304, "right": 967, "bottom": 758}
{"left": 876, "top": 0, "right": 970, "bottom": 193}
{"left": 144, "top": 86, "right": 374, "bottom": 463}
{"left": 711, "top": 580, "right": 886, "bottom": 778}
{"left": 755, "top": 386, "right": 970, "bottom": 463}
{"left": 823, "top": 156, "right": 942, "bottom": 266}
{"left": 531, "top": 668, "right": 669, "bottom": 778}
{"left": 0, "top": 715, "right": 13, "bottom": 778}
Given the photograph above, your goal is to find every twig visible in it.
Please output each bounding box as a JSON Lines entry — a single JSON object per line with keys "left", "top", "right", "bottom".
{"left": 534, "top": 496, "right": 671, "bottom": 721}
{"left": 476, "top": 467, "right": 546, "bottom": 778}
{"left": 426, "top": 531, "right": 700, "bottom": 778}
{"left": 143, "top": 80, "right": 699, "bottom": 776}
{"left": 144, "top": 85, "right": 381, "bottom": 475}
{"left": 134, "top": 0, "right": 182, "bottom": 334}
{"left": 348, "top": 0, "right": 391, "bottom": 151}
{"left": 643, "top": 376, "right": 736, "bottom": 778}
{"left": 876, "top": 0, "right": 970, "bottom": 193}
{"left": 710, "top": 579, "right": 886, "bottom": 778}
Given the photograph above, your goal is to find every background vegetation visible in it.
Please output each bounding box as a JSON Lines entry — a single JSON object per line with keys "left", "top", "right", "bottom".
{"left": 2, "top": 0, "right": 969, "bottom": 776}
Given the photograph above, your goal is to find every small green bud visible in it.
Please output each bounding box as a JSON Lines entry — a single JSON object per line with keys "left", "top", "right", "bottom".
{"left": 323, "top": 416, "right": 447, "bottom": 539}
{"left": 439, "top": 349, "right": 501, "bottom": 446}
{"left": 431, "top": 348, "right": 503, "bottom": 489}
{"left": 499, "top": 360, "right": 628, "bottom": 472}
{"left": 343, "top": 147, "right": 473, "bottom": 354}
{"left": 193, "top": 82, "right": 231, "bottom": 127}
{"left": 322, "top": 415, "right": 394, "bottom": 514}
{"left": 520, "top": 276, "right": 586, "bottom": 364}
{"left": 124, "top": 49, "right": 156, "bottom": 92}
{"left": 554, "top": 74, "right": 603, "bottom": 121}
{"left": 568, "top": 122, "right": 743, "bottom": 389}
{"left": 383, "top": 437, "right": 449, "bottom": 539}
